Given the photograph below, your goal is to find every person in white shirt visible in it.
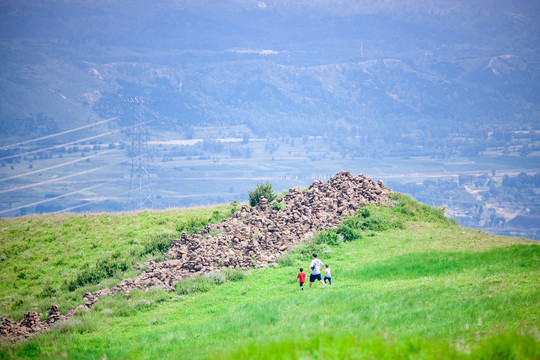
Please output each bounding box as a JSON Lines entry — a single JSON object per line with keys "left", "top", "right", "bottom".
{"left": 309, "top": 253, "right": 326, "bottom": 288}
{"left": 324, "top": 264, "right": 332, "bottom": 285}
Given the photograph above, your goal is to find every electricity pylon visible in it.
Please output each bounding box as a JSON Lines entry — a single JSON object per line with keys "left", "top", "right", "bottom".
{"left": 125, "top": 96, "right": 154, "bottom": 211}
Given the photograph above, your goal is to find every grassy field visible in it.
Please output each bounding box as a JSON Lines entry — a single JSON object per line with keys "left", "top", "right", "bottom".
{"left": 0, "top": 194, "right": 538, "bottom": 359}
{"left": 0, "top": 204, "right": 235, "bottom": 320}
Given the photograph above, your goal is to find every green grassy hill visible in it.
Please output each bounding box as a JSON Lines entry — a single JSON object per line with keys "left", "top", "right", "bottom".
{"left": 0, "top": 195, "right": 539, "bottom": 359}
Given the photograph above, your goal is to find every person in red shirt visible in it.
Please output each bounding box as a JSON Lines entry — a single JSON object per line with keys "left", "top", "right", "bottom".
{"left": 297, "top": 268, "right": 306, "bottom": 290}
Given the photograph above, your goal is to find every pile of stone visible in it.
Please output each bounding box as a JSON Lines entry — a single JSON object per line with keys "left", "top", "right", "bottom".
{"left": 46, "top": 305, "right": 63, "bottom": 323}
{"left": 0, "top": 306, "right": 66, "bottom": 342}
{"left": 0, "top": 292, "right": 111, "bottom": 342}
{"left": 0, "top": 171, "right": 391, "bottom": 342}
{"left": 110, "top": 171, "right": 390, "bottom": 293}
{"left": 0, "top": 313, "right": 37, "bottom": 340}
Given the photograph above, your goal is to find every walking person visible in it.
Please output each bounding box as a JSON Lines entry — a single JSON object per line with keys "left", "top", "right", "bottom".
{"left": 309, "top": 253, "right": 325, "bottom": 288}
{"left": 296, "top": 268, "right": 306, "bottom": 290}
{"left": 323, "top": 264, "right": 332, "bottom": 285}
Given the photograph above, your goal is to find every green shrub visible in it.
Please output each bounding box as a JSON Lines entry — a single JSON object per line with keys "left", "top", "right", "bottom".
{"left": 314, "top": 230, "right": 342, "bottom": 246}
{"left": 67, "top": 258, "right": 129, "bottom": 292}
{"left": 129, "top": 299, "right": 154, "bottom": 311}
{"left": 230, "top": 200, "right": 240, "bottom": 214}
{"left": 130, "top": 287, "right": 170, "bottom": 304}
{"left": 335, "top": 225, "right": 362, "bottom": 242}
{"left": 142, "top": 233, "right": 177, "bottom": 256}
{"left": 248, "top": 183, "right": 277, "bottom": 207}
{"left": 211, "top": 210, "right": 223, "bottom": 222}
{"left": 271, "top": 203, "right": 286, "bottom": 211}
{"left": 346, "top": 204, "right": 405, "bottom": 232}
{"left": 93, "top": 288, "right": 171, "bottom": 317}
{"left": 176, "top": 210, "right": 231, "bottom": 235}
{"left": 360, "top": 207, "right": 372, "bottom": 219}
{"left": 101, "top": 308, "right": 113, "bottom": 316}
{"left": 175, "top": 269, "right": 245, "bottom": 295}
{"left": 51, "top": 315, "right": 96, "bottom": 334}
{"left": 277, "top": 253, "right": 294, "bottom": 267}
{"left": 175, "top": 276, "right": 215, "bottom": 295}
{"left": 223, "top": 269, "right": 245, "bottom": 282}
{"left": 359, "top": 212, "right": 392, "bottom": 231}
{"left": 205, "top": 271, "right": 226, "bottom": 285}
{"left": 92, "top": 293, "right": 135, "bottom": 317}
{"left": 37, "top": 284, "right": 57, "bottom": 299}
{"left": 176, "top": 216, "right": 211, "bottom": 234}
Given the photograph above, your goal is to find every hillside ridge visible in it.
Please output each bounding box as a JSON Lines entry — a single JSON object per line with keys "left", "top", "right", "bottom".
{"left": 1, "top": 170, "right": 390, "bottom": 341}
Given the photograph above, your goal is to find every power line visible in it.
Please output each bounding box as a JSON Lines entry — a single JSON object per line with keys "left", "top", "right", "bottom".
{"left": 0, "top": 157, "right": 130, "bottom": 195}
{"left": 0, "top": 129, "right": 120, "bottom": 161}
{"left": 0, "top": 117, "right": 119, "bottom": 150}
{"left": 0, "top": 181, "right": 112, "bottom": 216}
{"left": 1, "top": 150, "right": 154, "bottom": 213}
{"left": 0, "top": 149, "right": 118, "bottom": 183}
{"left": 0, "top": 110, "right": 154, "bottom": 215}
{"left": 0, "top": 149, "right": 154, "bottom": 195}
{"left": 51, "top": 191, "right": 130, "bottom": 214}
{"left": 0, "top": 121, "right": 153, "bottom": 162}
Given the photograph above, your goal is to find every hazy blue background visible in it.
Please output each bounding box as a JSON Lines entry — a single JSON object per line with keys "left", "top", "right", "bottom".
{"left": 0, "top": 0, "right": 539, "bottom": 239}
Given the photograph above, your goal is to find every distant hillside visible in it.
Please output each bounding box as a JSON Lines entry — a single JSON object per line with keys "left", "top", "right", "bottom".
{"left": 0, "top": 0, "right": 539, "bottom": 144}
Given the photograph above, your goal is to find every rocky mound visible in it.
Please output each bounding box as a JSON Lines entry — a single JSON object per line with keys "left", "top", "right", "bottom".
{"left": 111, "top": 171, "right": 390, "bottom": 292}
{"left": 0, "top": 292, "right": 105, "bottom": 342}
{"left": 1, "top": 306, "right": 64, "bottom": 342}
{"left": 0, "top": 171, "right": 390, "bottom": 342}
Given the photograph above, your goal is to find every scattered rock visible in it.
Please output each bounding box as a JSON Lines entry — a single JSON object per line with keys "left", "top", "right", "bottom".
{"left": 0, "top": 305, "right": 64, "bottom": 342}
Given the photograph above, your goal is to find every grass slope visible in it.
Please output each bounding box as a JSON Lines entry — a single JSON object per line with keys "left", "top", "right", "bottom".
{"left": 0, "top": 194, "right": 539, "bottom": 359}
{"left": 0, "top": 205, "right": 236, "bottom": 320}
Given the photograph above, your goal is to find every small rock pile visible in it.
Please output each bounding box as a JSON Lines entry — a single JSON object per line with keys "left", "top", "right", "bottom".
{"left": 0, "top": 306, "right": 66, "bottom": 342}
{"left": 64, "top": 290, "right": 112, "bottom": 318}
{"left": 0, "top": 171, "right": 391, "bottom": 342}
{"left": 46, "top": 305, "right": 63, "bottom": 323}
{"left": 0, "top": 292, "right": 109, "bottom": 342}
{"left": 111, "top": 171, "right": 390, "bottom": 292}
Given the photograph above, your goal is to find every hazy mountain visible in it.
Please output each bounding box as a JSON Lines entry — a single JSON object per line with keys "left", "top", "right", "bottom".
{"left": 0, "top": 0, "right": 539, "bottom": 141}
